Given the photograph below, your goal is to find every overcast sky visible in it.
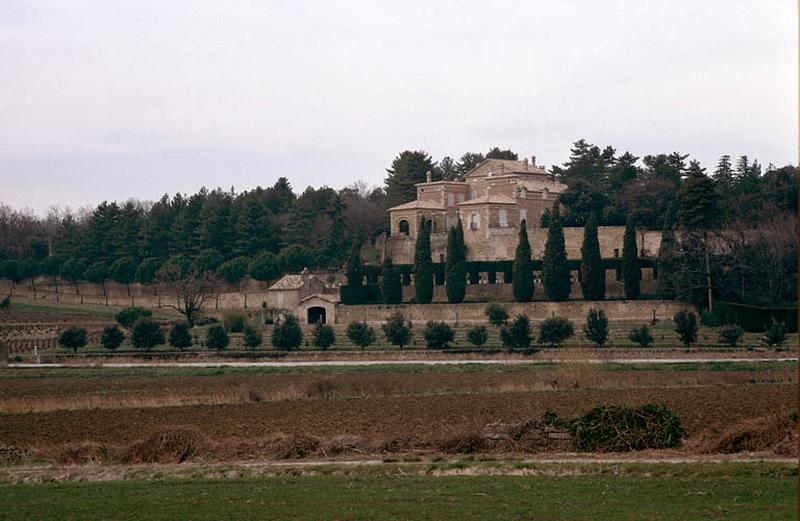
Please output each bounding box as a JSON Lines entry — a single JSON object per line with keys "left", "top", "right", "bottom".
{"left": 1, "top": 0, "right": 796, "bottom": 214}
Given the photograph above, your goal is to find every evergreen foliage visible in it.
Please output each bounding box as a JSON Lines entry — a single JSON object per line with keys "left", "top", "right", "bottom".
{"left": 541, "top": 204, "right": 571, "bottom": 301}
{"left": 312, "top": 322, "right": 336, "bottom": 350}
{"left": 272, "top": 314, "right": 303, "bottom": 351}
{"left": 445, "top": 220, "right": 467, "bottom": 303}
{"left": 382, "top": 312, "right": 412, "bottom": 349}
{"left": 131, "top": 319, "right": 165, "bottom": 351}
{"left": 423, "top": 321, "right": 455, "bottom": 349}
{"left": 579, "top": 212, "right": 604, "bottom": 300}
{"left": 537, "top": 317, "right": 574, "bottom": 347}
{"left": 58, "top": 326, "right": 87, "bottom": 353}
{"left": 628, "top": 325, "right": 654, "bottom": 347}
{"left": 243, "top": 325, "right": 263, "bottom": 349}
{"left": 511, "top": 220, "right": 533, "bottom": 302}
{"left": 656, "top": 205, "right": 680, "bottom": 299}
{"left": 380, "top": 257, "right": 402, "bottom": 304}
{"left": 718, "top": 325, "right": 743, "bottom": 347}
{"left": 584, "top": 309, "right": 609, "bottom": 347}
{"left": 345, "top": 243, "right": 364, "bottom": 287}
{"left": 622, "top": 216, "right": 640, "bottom": 300}
{"left": 762, "top": 319, "right": 788, "bottom": 348}
{"left": 673, "top": 310, "right": 698, "bottom": 347}
{"left": 217, "top": 257, "right": 250, "bottom": 290}
{"left": 484, "top": 302, "right": 508, "bottom": 327}
{"left": 109, "top": 257, "right": 138, "bottom": 296}
{"left": 466, "top": 326, "right": 488, "bottom": 347}
{"left": 413, "top": 218, "right": 433, "bottom": 304}
{"left": 346, "top": 321, "right": 376, "bottom": 350}
{"left": 249, "top": 252, "right": 280, "bottom": 282}
{"left": 168, "top": 322, "right": 193, "bottom": 350}
{"left": 100, "top": 325, "right": 125, "bottom": 350}
{"left": 115, "top": 307, "right": 152, "bottom": 329}
{"left": 384, "top": 151, "right": 437, "bottom": 209}
{"left": 206, "top": 324, "right": 230, "bottom": 350}
{"left": 500, "top": 314, "right": 531, "bottom": 350}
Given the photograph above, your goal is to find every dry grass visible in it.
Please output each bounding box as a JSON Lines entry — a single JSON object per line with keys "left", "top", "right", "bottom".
{"left": 695, "top": 415, "right": 797, "bottom": 456}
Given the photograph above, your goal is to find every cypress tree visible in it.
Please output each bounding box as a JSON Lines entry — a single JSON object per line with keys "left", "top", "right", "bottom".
{"left": 541, "top": 204, "right": 571, "bottom": 301}
{"left": 622, "top": 216, "right": 640, "bottom": 300}
{"left": 381, "top": 257, "right": 402, "bottom": 304}
{"left": 345, "top": 243, "right": 363, "bottom": 287}
{"left": 512, "top": 219, "right": 534, "bottom": 302}
{"left": 657, "top": 205, "right": 680, "bottom": 299}
{"left": 579, "top": 212, "right": 605, "bottom": 300}
{"left": 414, "top": 218, "right": 433, "bottom": 304}
{"left": 445, "top": 220, "right": 467, "bottom": 303}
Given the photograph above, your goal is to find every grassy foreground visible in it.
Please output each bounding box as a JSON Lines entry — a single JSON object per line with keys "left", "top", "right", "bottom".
{"left": 0, "top": 463, "right": 795, "bottom": 520}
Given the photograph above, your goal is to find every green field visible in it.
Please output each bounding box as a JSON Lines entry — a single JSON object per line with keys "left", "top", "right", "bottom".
{"left": 0, "top": 463, "right": 795, "bottom": 520}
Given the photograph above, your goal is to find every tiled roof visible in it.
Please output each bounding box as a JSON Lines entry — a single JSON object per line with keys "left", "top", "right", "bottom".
{"left": 387, "top": 199, "right": 445, "bottom": 211}
{"left": 465, "top": 158, "right": 548, "bottom": 177}
{"left": 269, "top": 274, "right": 307, "bottom": 290}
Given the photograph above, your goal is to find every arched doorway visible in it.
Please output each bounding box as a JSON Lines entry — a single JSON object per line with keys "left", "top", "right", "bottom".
{"left": 308, "top": 306, "right": 327, "bottom": 324}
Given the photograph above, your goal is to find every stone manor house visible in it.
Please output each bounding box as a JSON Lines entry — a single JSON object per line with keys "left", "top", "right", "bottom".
{"left": 381, "top": 157, "right": 662, "bottom": 300}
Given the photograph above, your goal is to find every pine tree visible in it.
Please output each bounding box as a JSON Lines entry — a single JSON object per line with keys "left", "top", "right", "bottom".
{"left": 414, "top": 218, "right": 433, "bottom": 304}
{"left": 445, "top": 219, "right": 466, "bottom": 303}
{"left": 657, "top": 205, "right": 680, "bottom": 299}
{"left": 512, "top": 219, "right": 534, "bottom": 302}
{"left": 622, "top": 216, "right": 640, "bottom": 300}
{"left": 579, "top": 212, "right": 605, "bottom": 300}
{"left": 381, "top": 257, "right": 402, "bottom": 304}
{"left": 384, "top": 151, "right": 437, "bottom": 209}
{"left": 541, "top": 204, "right": 571, "bottom": 301}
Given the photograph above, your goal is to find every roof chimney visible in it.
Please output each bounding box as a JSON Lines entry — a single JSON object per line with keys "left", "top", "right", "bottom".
{"left": 523, "top": 158, "right": 529, "bottom": 167}
{"left": 425, "top": 170, "right": 432, "bottom": 183}
{"left": 530, "top": 155, "right": 536, "bottom": 166}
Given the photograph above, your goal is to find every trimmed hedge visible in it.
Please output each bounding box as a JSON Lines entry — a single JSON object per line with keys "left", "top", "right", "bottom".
{"left": 340, "top": 284, "right": 382, "bottom": 305}
{"left": 715, "top": 301, "right": 798, "bottom": 333}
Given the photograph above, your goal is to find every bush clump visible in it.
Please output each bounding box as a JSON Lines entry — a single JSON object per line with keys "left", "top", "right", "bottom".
{"left": 424, "top": 321, "right": 455, "bottom": 349}
{"left": 272, "top": 314, "right": 303, "bottom": 351}
{"left": 567, "top": 404, "right": 685, "bottom": 452}
{"left": 346, "top": 321, "right": 376, "bottom": 350}
{"left": 132, "top": 319, "right": 165, "bottom": 351}
{"left": 115, "top": 307, "right": 152, "bottom": 329}
{"left": 537, "top": 317, "right": 574, "bottom": 347}
{"left": 628, "top": 325, "right": 654, "bottom": 347}
{"left": 100, "top": 325, "right": 125, "bottom": 350}
{"left": 500, "top": 314, "right": 531, "bottom": 351}
{"left": 0, "top": 296, "right": 10, "bottom": 310}
{"left": 762, "top": 319, "right": 788, "bottom": 349}
{"left": 484, "top": 303, "right": 508, "bottom": 327}
{"left": 718, "top": 325, "right": 744, "bottom": 347}
{"left": 382, "top": 312, "right": 412, "bottom": 350}
{"left": 243, "top": 325, "right": 263, "bottom": 349}
{"left": 224, "top": 313, "right": 247, "bottom": 333}
{"left": 168, "top": 322, "right": 193, "bottom": 350}
{"left": 59, "top": 326, "right": 87, "bottom": 353}
{"left": 206, "top": 325, "right": 230, "bottom": 350}
{"left": 674, "top": 310, "right": 698, "bottom": 347}
{"left": 584, "top": 309, "right": 609, "bottom": 347}
{"left": 466, "top": 326, "right": 488, "bottom": 348}
{"left": 312, "top": 322, "right": 336, "bottom": 350}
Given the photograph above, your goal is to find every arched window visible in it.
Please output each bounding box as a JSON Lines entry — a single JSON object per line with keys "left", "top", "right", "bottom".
{"left": 498, "top": 209, "right": 508, "bottom": 228}
{"left": 398, "top": 219, "right": 409, "bottom": 236}
{"left": 469, "top": 213, "right": 479, "bottom": 230}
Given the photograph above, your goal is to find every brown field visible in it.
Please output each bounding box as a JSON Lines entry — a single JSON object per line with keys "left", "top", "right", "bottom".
{"left": 0, "top": 363, "right": 795, "bottom": 464}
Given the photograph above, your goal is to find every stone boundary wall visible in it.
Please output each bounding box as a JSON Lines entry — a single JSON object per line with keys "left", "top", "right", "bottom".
{"left": 335, "top": 300, "right": 688, "bottom": 325}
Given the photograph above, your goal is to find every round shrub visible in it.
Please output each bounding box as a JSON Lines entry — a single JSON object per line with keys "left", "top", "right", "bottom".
{"left": 206, "top": 325, "right": 230, "bottom": 351}
{"left": 537, "top": 317, "right": 574, "bottom": 347}
{"left": 584, "top": 309, "right": 609, "bottom": 347}
{"left": 243, "top": 325, "right": 263, "bottom": 349}
{"left": 169, "top": 322, "right": 193, "bottom": 351}
{"left": 382, "top": 312, "right": 412, "bottom": 350}
{"left": 132, "top": 319, "right": 165, "bottom": 351}
{"left": 115, "top": 307, "right": 153, "bottom": 329}
{"left": 718, "top": 325, "right": 744, "bottom": 347}
{"left": 100, "top": 325, "right": 125, "bottom": 350}
{"left": 628, "top": 325, "right": 654, "bottom": 347}
{"left": 224, "top": 313, "right": 247, "bottom": 333}
{"left": 272, "top": 314, "right": 303, "bottom": 351}
{"left": 59, "top": 327, "right": 87, "bottom": 353}
{"left": 500, "top": 314, "right": 531, "bottom": 350}
{"left": 466, "top": 326, "right": 488, "bottom": 348}
{"left": 346, "top": 321, "right": 376, "bottom": 350}
{"left": 312, "top": 322, "right": 336, "bottom": 350}
{"left": 424, "top": 321, "right": 455, "bottom": 349}
{"left": 673, "top": 310, "right": 698, "bottom": 347}
{"left": 762, "top": 319, "right": 788, "bottom": 349}
{"left": 484, "top": 303, "right": 508, "bottom": 327}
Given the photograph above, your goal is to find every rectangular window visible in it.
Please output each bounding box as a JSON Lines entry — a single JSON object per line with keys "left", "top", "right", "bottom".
{"left": 448, "top": 193, "right": 455, "bottom": 207}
